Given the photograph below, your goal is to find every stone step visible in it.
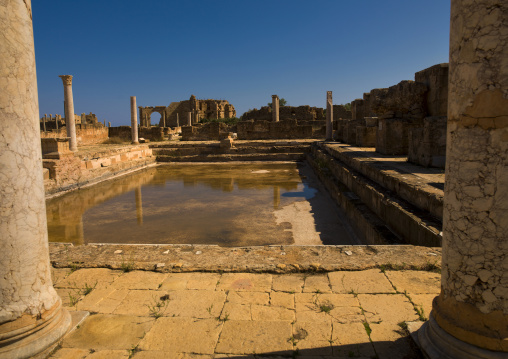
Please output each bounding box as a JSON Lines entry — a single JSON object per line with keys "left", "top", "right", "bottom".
{"left": 317, "top": 142, "right": 444, "bottom": 219}
{"left": 309, "top": 146, "right": 442, "bottom": 247}
{"left": 153, "top": 146, "right": 307, "bottom": 157}
{"left": 156, "top": 153, "right": 305, "bottom": 162}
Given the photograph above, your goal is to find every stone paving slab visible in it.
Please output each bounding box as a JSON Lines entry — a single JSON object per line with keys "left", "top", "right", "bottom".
{"left": 329, "top": 269, "right": 396, "bottom": 294}
{"left": 49, "top": 269, "right": 435, "bottom": 358}
{"left": 61, "top": 314, "right": 154, "bottom": 351}
{"left": 384, "top": 270, "right": 441, "bottom": 294}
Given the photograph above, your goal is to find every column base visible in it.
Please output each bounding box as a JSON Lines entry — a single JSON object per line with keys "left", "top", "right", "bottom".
{"left": 417, "top": 315, "right": 506, "bottom": 359}
{"left": 132, "top": 141, "right": 139, "bottom": 145}
{"left": 0, "top": 300, "right": 72, "bottom": 359}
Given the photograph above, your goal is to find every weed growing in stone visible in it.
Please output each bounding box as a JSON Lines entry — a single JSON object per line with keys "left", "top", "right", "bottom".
{"left": 362, "top": 322, "right": 372, "bottom": 337}
{"left": 120, "top": 260, "right": 136, "bottom": 272}
{"left": 206, "top": 304, "right": 214, "bottom": 315}
{"left": 128, "top": 344, "right": 139, "bottom": 358}
{"left": 82, "top": 281, "right": 97, "bottom": 296}
{"left": 68, "top": 291, "right": 80, "bottom": 307}
{"left": 146, "top": 294, "right": 170, "bottom": 319}
{"left": 319, "top": 304, "right": 333, "bottom": 313}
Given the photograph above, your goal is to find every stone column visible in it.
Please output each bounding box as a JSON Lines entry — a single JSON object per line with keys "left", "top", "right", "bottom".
{"left": 272, "top": 95, "right": 279, "bottom": 122}
{"left": 187, "top": 112, "right": 192, "bottom": 126}
{"left": 108, "top": 121, "right": 111, "bottom": 128}
{"left": 163, "top": 112, "right": 166, "bottom": 128}
{"left": 59, "top": 75, "right": 77, "bottom": 151}
{"left": 0, "top": 1, "right": 71, "bottom": 358}
{"left": 176, "top": 113, "right": 179, "bottom": 127}
{"left": 418, "top": 1, "right": 508, "bottom": 357}
{"left": 326, "top": 91, "right": 333, "bottom": 140}
{"left": 130, "top": 96, "right": 139, "bottom": 144}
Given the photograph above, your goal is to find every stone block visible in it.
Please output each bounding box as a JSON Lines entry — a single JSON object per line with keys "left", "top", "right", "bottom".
{"left": 351, "top": 99, "right": 365, "bottom": 120}
{"left": 407, "top": 116, "right": 447, "bottom": 168}
{"left": 218, "top": 273, "right": 272, "bottom": 292}
{"left": 357, "top": 294, "right": 419, "bottom": 324}
{"left": 376, "top": 118, "right": 423, "bottom": 155}
{"left": 371, "top": 81, "right": 428, "bottom": 120}
{"left": 356, "top": 126, "right": 377, "bottom": 147}
{"left": 415, "top": 63, "right": 449, "bottom": 117}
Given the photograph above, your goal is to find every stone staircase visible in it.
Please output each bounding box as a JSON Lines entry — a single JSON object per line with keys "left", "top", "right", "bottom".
{"left": 150, "top": 140, "right": 312, "bottom": 162}
{"left": 307, "top": 142, "right": 443, "bottom": 247}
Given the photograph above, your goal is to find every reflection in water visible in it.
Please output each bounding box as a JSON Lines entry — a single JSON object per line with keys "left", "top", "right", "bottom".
{"left": 273, "top": 186, "right": 280, "bottom": 209}
{"left": 135, "top": 186, "right": 143, "bottom": 225}
{"left": 47, "top": 163, "right": 308, "bottom": 246}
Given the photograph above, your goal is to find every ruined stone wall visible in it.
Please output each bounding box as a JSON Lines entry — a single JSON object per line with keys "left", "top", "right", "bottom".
{"left": 43, "top": 145, "right": 154, "bottom": 195}
{"left": 40, "top": 126, "right": 109, "bottom": 145}
{"left": 333, "top": 105, "right": 352, "bottom": 120}
{"left": 181, "top": 122, "right": 231, "bottom": 141}
{"left": 237, "top": 120, "right": 326, "bottom": 140}
{"left": 140, "top": 95, "right": 237, "bottom": 128}
{"left": 415, "top": 63, "right": 449, "bottom": 117}
{"left": 408, "top": 116, "right": 447, "bottom": 168}
{"left": 242, "top": 106, "right": 326, "bottom": 122}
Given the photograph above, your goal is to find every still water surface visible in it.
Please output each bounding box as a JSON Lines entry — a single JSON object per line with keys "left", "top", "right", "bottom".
{"left": 46, "top": 163, "right": 348, "bottom": 246}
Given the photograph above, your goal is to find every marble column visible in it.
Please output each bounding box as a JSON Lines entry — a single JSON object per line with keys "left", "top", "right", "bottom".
{"left": 130, "top": 96, "right": 139, "bottom": 144}
{"left": 326, "top": 91, "right": 333, "bottom": 140}
{"left": 0, "top": 1, "right": 71, "bottom": 358}
{"left": 59, "top": 75, "right": 77, "bottom": 151}
{"left": 187, "top": 112, "right": 192, "bottom": 126}
{"left": 418, "top": 1, "right": 508, "bottom": 357}
{"left": 272, "top": 95, "right": 279, "bottom": 122}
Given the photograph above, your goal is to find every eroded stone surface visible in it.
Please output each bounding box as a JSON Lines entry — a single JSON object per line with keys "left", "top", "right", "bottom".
{"left": 215, "top": 320, "right": 292, "bottom": 355}
{"left": 328, "top": 269, "right": 395, "bottom": 294}
{"left": 62, "top": 314, "right": 154, "bottom": 350}
{"left": 138, "top": 317, "right": 222, "bottom": 354}
{"left": 384, "top": 270, "right": 440, "bottom": 294}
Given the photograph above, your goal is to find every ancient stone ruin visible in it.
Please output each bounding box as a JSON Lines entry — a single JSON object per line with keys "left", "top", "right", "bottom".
{"left": 0, "top": 0, "right": 506, "bottom": 358}
{"left": 139, "top": 95, "right": 236, "bottom": 127}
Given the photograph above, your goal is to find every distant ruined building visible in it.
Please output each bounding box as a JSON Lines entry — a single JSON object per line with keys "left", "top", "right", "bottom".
{"left": 139, "top": 95, "right": 236, "bottom": 127}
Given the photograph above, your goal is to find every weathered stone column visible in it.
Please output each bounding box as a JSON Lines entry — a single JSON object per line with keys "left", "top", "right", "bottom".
{"left": 0, "top": 1, "right": 71, "bottom": 358}
{"left": 187, "top": 112, "right": 192, "bottom": 126}
{"left": 59, "top": 75, "right": 77, "bottom": 151}
{"left": 130, "top": 96, "right": 139, "bottom": 144}
{"left": 418, "top": 1, "right": 508, "bottom": 357}
{"left": 272, "top": 95, "right": 279, "bottom": 122}
{"left": 162, "top": 112, "right": 166, "bottom": 128}
{"left": 108, "top": 121, "right": 111, "bottom": 128}
{"left": 176, "top": 113, "right": 179, "bottom": 127}
{"left": 326, "top": 91, "right": 333, "bottom": 140}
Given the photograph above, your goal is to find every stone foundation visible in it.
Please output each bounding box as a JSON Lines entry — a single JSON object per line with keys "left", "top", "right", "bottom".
{"left": 41, "top": 126, "right": 108, "bottom": 145}
{"left": 408, "top": 116, "right": 447, "bottom": 168}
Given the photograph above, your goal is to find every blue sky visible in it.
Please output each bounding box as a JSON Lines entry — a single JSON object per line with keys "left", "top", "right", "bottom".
{"left": 33, "top": 1, "right": 450, "bottom": 126}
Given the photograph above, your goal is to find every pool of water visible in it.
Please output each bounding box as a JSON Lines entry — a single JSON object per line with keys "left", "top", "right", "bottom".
{"left": 46, "top": 162, "right": 361, "bottom": 246}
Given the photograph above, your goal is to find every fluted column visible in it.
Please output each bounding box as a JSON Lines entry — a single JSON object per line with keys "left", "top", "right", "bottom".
{"left": 130, "top": 96, "right": 139, "bottom": 144}
{"left": 326, "top": 91, "right": 333, "bottom": 140}
{"left": 418, "top": 1, "right": 508, "bottom": 357}
{"left": 0, "top": 1, "right": 71, "bottom": 358}
{"left": 59, "top": 75, "right": 77, "bottom": 151}
{"left": 272, "top": 95, "right": 279, "bottom": 122}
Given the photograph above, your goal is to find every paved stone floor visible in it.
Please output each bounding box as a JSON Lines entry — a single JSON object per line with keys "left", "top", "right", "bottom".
{"left": 47, "top": 267, "right": 440, "bottom": 359}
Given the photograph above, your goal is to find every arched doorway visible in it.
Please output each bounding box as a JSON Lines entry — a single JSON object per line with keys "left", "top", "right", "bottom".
{"left": 150, "top": 112, "right": 161, "bottom": 127}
